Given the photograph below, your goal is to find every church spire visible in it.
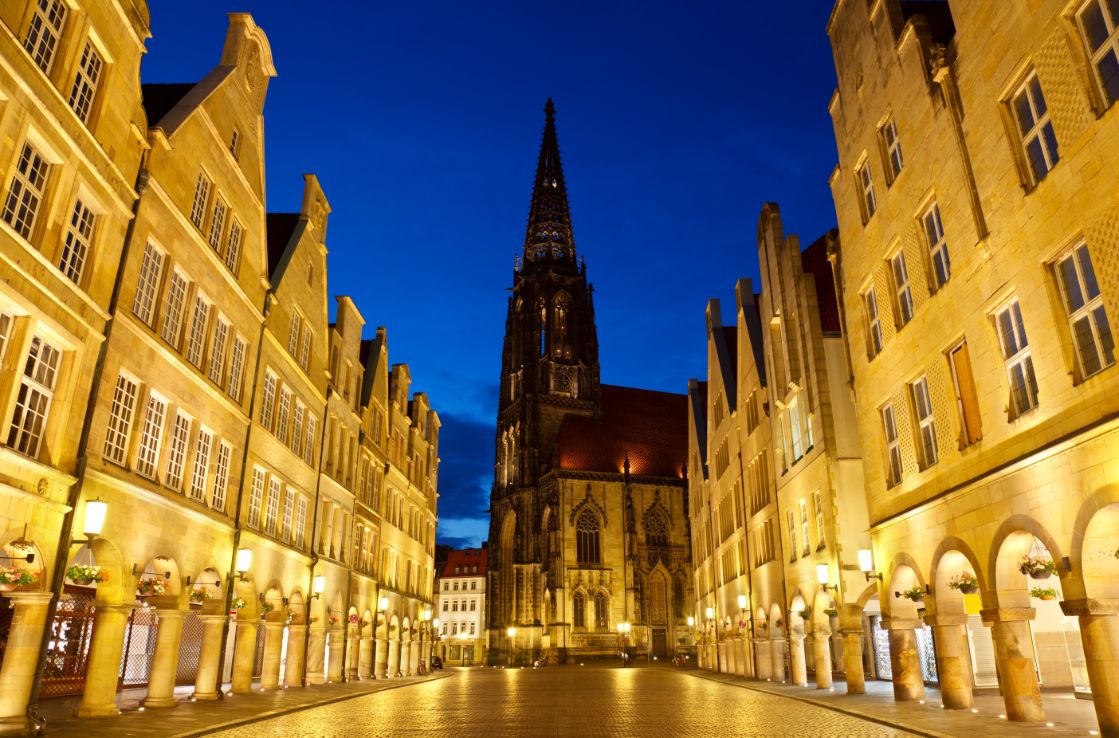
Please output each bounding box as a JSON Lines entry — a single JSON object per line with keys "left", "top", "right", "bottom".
{"left": 523, "top": 99, "right": 576, "bottom": 262}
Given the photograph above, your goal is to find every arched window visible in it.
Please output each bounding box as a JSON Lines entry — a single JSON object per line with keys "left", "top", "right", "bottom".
{"left": 553, "top": 294, "right": 570, "bottom": 357}
{"left": 645, "top": 512, "right": 668, "bottom": 547}
{"left": 594, "top": 591, "right": 609, "bottom": 629}
{"left": 576, "top": 508, "right": 601, "bottom": 564}
{"left": 538, "top": 299, "right": 547, "bottom": 357}
{"left": 573, "top": 591, "right": 585, "bottom": 628}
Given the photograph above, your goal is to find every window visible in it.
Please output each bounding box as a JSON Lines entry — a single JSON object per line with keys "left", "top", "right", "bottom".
{"left": 135, "top": 392, "right": 167, "bottom": 479}
{"left": 786, "top": 508, "right": 797, "bottom": 561}
{"left": 189, "top": 428, "right": 213, "bottom": 501}
{"left": 573, "top": 591, "right": 585, "bottom": 628}
{"left": 260, "top": 372, "right": 277, "bottom": 429}
{"left": 23, "top": 0, "right": 66, "bottom": 74}
{"left": 59, "top": 199, "right": 94, "bottom": 284}
{"left": 1011, "top": 73, "right": 1059, "bottom": 184}
{"left": 857, "top": 161, "right": 877, "bottom": 220}
{"left": 910, "top": 376, "right": 938, "bottom": 468}
{"left": 864, "top": 287, "right": 883, "bottom": 357}
{"left": 299, "top": 326, "right": 312, "bottom": 371}
{"left": 890, "top": 250, "right": 914, "bottom": 326}
{"left": 276, "top": 387, "right": 292, "bottom": 444}
{"left": 165, "top": 412, "right": 191, "bottom": 490}
{"left": 646, "top": 512, "right": 668, "bottom": 547}
{"left": 228, "top": 336, "right": 247, "bottom": 401}
{"left": 208, "top": 317, "right": 229, "bottom": 385}
{"left": 1056, "top": 243, "right": 1114, "bottom": 379}
{"left": 576, "top": 509, "right": 601, "bottom": 564}
{"left": 229, "top": 129, "right": 241, "bottom": 158}
{"left": 68, "top": 42, "right": 103, "bottom": 123}
{"left": 7, "top": 336, "right": 61, "bottom": 457}
{"left": 248, "top": 467, "right": 265, "bottom": 528}
{"left": 264, "top": 478, "right": 282, "bottom": 534}
{"left": 292, "top": 401, "right": 305, "bottom": 453}
{"left": 788, "top": 397, "right": 803, "bottom": 461}
{"left": 225, "top": 220, "right": 243, "bottom": 273}
{"left": 922, "top": 203, "right": 951, "bottom": 289}
{"left": 948, "top": 342, "right": 982, "bottom": 447}
{"left": 594, "top": 591, "right": 608, "bottom": 628}
{"left": 295, "top": 496, "right": 308, "bottom": 545}
{"left": 184, "top": 295, "right": 210, "bottom": 367}
{"left": 3, "top": 142, "right": 49, "bottom": 240}
{"left": 132, "top": 242, "right": 165, "bottom": 326}
{"left": 160, "top": 270, "right": 189, "bottom": 347}
{"left": 212, "top": 441, "right": 231, "bottom": 512}
{"left": 303, "top": 414, "right": 317, "bottom": 466}
{"left": 189, "top": 174, "right": 210, "bottom": 229}
{"left": 288, "top": 314, "right": 301, "bottom": 356}
{"left": 798, "top": 499, "right": 810, "bottom": 555}
{"left": 103, "top": 373, "right": 139, "bottom": 464}
{"left": 1078, "top": 0, "right": 1119, "bottom": 105}
{"left": 813, "top": 490, "right": 825, "bottom": 549}
{"left": 995, "top": 300, "right": 1039, "bottom": 418}
{"left": 882, "top": 117, "right": 904, "bottom": 180}
{"left": 282, "top": 488, "right": 295, "bottom": 541}
{"left": 881, "top": 403, "right": 903, "bottom": 487}
{"left": 208, "top": 198, "right": 227, "bottom": 251}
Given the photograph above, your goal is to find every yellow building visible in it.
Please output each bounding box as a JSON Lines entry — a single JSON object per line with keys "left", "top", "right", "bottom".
{"left": 828, "top": 0, "right": 1119, "bottom": 730}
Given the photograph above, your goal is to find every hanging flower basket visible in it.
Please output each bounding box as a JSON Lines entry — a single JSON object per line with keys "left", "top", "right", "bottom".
{"left": 0, "top": 566, "right": 37, "bottom": 592}
{"left": 823, "top": 608, "right": 839, "bottom": 618}
{"left": 328, "top": 615, "right": 340, "bottom": 625}
{"left": 66, "top": 564, "right": 108, "bottom": 586}
{"left": 897, "top": 586, "right": 924, "bottom": 603}
{"left": 309, "top": 615, "right": 320, "bottom": 624}
{"left": 773, "top": 618, "right": 784, "bottom": 629}
{"left": 348, "top": 613, "right": 359, "bottom": 624}
{"left": 798, "top": 609, "right": 811, "bottom": 620}
{"left": 189, "top": 588, "right": 214, "bottom": 604}
{"left": 261, "top": 601, "right": 275, "bottom": 618}
{"left": 1030, "top": 587, "right": 1057, "bottom": 601}
{"left": 286, "top": 608, "right": 297, "bottom": 624}
{"left": 1018, "top": 556, "right": 1056, "bottom": 579}
{"left": 136, "top": 577, "right": 166, "bottom": 598}
{"left": 947, "top": 572, "right": 978, "bottom": 594}
{"left": 231, "top": 597, "right": 247, "bottom": 614}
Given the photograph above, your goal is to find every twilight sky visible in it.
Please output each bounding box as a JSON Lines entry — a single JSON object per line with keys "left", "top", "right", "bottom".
{"left": 143, "top": 1, "right": 840, "bottom": 548}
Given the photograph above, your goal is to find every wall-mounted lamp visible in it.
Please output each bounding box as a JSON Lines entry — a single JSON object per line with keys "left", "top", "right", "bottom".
{"left": 421, "top": 608, "right": 432, "bottom": 622}
{"left": 817, "top": 563, "right": 838, "bottom": 592}
{"left": 312, "top": 575, "right": 326, "bottom": 599}
{"left": 433, "top": 617, "right": 441, "bottom": 630}
{"left": 687, "top": 615, "right": 695, "bottom": 627}
{"left": 737, "top": 594, "right": 747, "bottom": 610}
{"left": 132, "top": 563, "right": 171, "bottom": 578}
{"left": 235, "top": 548, "right": 252, "bottom": 580}
{"left": 83, "top": 499, "right": 108, "bottom": 539}
{"left": 704, "top": 606, "right": 715, "bottom": 621}
{"left": 506, "top": 626, "right": 517, "bottom": 638}
{"left": 378, "top": 595, "right": 389, "bottom": 612}
{"left": 858, "top": 549, "right": 882, "bottom": 581}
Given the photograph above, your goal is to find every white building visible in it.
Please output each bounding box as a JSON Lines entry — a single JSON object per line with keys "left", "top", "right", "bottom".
{"left": 435, "top": 547, "right": 487, "bottom": 665}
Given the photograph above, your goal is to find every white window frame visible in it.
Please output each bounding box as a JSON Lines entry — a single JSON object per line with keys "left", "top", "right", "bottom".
{"left": 134, "top": 391, "right": 168, "bottom": 479}
{"left": 208, "top": 316, "right": 229, "bottom": 385}
{"left": 786, "top": 508, "right": 797, "bottom": 562}
{"left": 890, "top": 250, "right": 914, "bottom": 327}
{"left": 1011, "top": 72, "right": 1059, "bottom": 184}
{"left": 788, "top": 397, "right": 803, "bottom": 461}
{"left": 23, "top": 0, "right": 66, "bottom": 74}
{"left": 864, "top": 287, "right": 883, "bottom": 357}
{"left": 59, "top": 198, "right": 95, "bottom": 284}
{"left": 248, "top": 467, "right": 266, "bottom": 529}
{"left": 160, "top": 269, "right": 189, "bottom": 347}
{"left": 994, "top": 299, "right": 1039, "bottom": 418}
{"left": 228, "top": 335, "right": 247, "bottom": 401}
{"left": 68, "top": 41, "right": 103, "bottom": 124}
{"left": 2, "top": 142, "right": 50, "bottom": 240}
{"left": 288, "top": 313, "right": 302, "bottom": 356}
{"left": 132, "top": 241, "right": 165, "bottom": 326}
{"left": 260, "top": 371, "right": 277, "bottom": 429}
{"left": 282, "top": 487, "right": 295, "bottom": 542}
{"left": 212, "top": 441, "right": 232, "bottom": 512}
{"left": 910, "top": 375, "right": 938, "bottom": 468}
{"left": 207, "top": 197, "right": 227, "bottom": 251}
{"left": 165, "top": 411, "right": 192, "bottom": 491}
{"left": 264, "top": 477, "right": 282, "bottom": 535}
{"left": 303, "top": 414, "right": 317, "bottom": 465}
{"left": 276, "top": 386, "right": 292, "bottom": 444}
{"left": 798, "top": 499, "right": 810, "bottom": 555}
{"left": 882, "top": 117, "right": 903, "bottom": 180}
{"left": 295, "top": 496, "right": 308, "bottom": 546}
{"left": 292, "top": 401, "right": 305, "bottom": 454}
{"left": 857, "top": 160, "right": 877, "bottom": 220}
{"left": 1077, "top": 0, "right": 1119, "bottom": 106}
{"left": 7, "top": 336, "right": 62, "bottom": 458}
{"left": 881, "top": 403, "right": 902, "bottom": 487}
{"left": 225, "top": 219, "right": 243, "bottom": 273}
{"left": 184, "top": 293, "right": 210, "bottom": 367}
{"left": 812, "top": 490, "right": 825, "bottom": 549}
{"left": 188, "top": 173, "right": 210, "bottom": 229}
{"left": 103, "top": 372, "right": 139, "bottom": 465}
{"left": 1055, "top": 242, "right": 1114, "bottom": 380}
{"left": 922, "top": 203, "right": 951, "bottom": 289}
{"left": 189, "top": 427, "right": 213, "bottom": 502}
{"left": 299, "top": 325, "right": 312, "bottom": 371}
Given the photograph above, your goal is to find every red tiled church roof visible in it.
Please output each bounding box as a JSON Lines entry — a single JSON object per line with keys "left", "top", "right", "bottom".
{"left": 800, "top": 234, "right": 841, "bottom": 334}
{"left": 440, "top": 548, "right": 487, "bottom": 578}
{"left": 554, "top": 384, "right": 688, "bottom": 478}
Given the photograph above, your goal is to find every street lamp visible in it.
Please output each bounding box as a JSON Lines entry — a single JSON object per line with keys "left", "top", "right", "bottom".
{"left": 506, "top": 626, "right": 517, "bottom": 667}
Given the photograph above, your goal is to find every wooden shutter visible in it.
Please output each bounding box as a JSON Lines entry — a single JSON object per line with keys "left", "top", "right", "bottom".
{"left": 950, "top": 342, "right": 983, "bottom": 446}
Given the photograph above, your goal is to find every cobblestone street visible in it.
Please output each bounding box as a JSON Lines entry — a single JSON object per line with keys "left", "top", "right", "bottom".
{"left": 206, "top": 666, "right": 917, "bottom": 738}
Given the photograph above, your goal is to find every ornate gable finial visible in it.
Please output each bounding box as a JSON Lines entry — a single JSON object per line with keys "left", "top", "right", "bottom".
{"left": 523, "top": 100, "right": 576, "bottom": 263}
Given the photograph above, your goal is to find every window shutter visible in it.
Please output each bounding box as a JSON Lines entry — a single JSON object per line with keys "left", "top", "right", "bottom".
{"left": 951, "top": 343, "right": 982, "bottom": 446}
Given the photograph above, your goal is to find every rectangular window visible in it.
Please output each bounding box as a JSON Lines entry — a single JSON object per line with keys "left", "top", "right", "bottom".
{"left": 858, "top": 161, "right": 877, "bottom": 220}
{"left": 303, "top": 414, "right": 317, "bottom": 466}
{"left": 881, "top": 403, "right": 903, "bottom": 487}
{"left": 229, "top": 129, "right": 241, "bottom": 158}
{"left": 788, "top": 398, "right": 803, "bottom": 461}
{"left": 6, "top": 337, "right": 61, "bottom": 458}
{"left": 135, "top": 392, "right": 167, "bottom": 479}
{"left": 882, "top": 117, "right": 904, "bottom": 180}
{"left": 103, "top": 373, "right": 139, "bottom": 465}
{"left": 891, "top": 250, "right": 914, "bottom": 326}
{"left": 1078, "top": 0, "right": 1119, "bottom": 105}
{"left": 184, "top": 295, "right": 210, "bottom": 367}
{"left": 995, "top": 300, "right": 1039, "bottom": 418}
{"left": 207, "top": 198, "right": 227, "bottom": 251}
{"left": 813, "top": 490, "right": 825, "bottom": 549}
{"left": 212, "top": 441, "right": 231, "bottom": 512}
{"left": 189, "top": 427, "right": 213, "bottom": 501}
{"left": 910, "top": 376, "right": 938, "bottom": 468}
{"left": 865, "top": 287, "right": 883, "bottom": 357}
{"left": 160, "top": 270, "right": 189, "bottom": 347}
{"left": 299, "top": 326, "right": 312, "bottom": 371}
{"left": 276, "top": 387, "right": 292, "bottom": 444}
{"left": 228, "top": 336, "right": 247, "bottom": 401}
{"left": 1056, "top": 243, "right": 1114, "bottom": 379}
{"left": 3, "top": 142, "right": 49, "bottom": 240}
{"left": 1012, "top": 73, "right": 1059, "bottom": 183}
{"left": 948, "top": 342, "right": 982, "bottom": 447}
{"left": 282, "top": 488, "right": 295, "bottom": 542}
{"left": 225, "top": 220, "right": 242, "bottom": 273}
{"left": 922, "top": 203, "right": 951, "bottom": 289}
{"left": 295, "top": 496, "right": 308, "bottom": 546}
{"left": 189, "top": 174, "right": 210, "bottom": 229}
{"left": 248, "top": 467, "right": 265, "bottom": 529}
{"left": 264, "top": 478, "right": 282, "bottom": 534}
{"left": 23, "top": 0, "right": 66, "bottom": 73}
{"left": 798, "top": 499, "right": 810, "bottom": 555}
{"left": 288, "top": 314, "right": 301, "bottom": 355}
{"left": 165, "top": 412, "right": 191, "bottom": 490}
{"left": 132, "top": 242, "right": 165, "bottom": 326}
{"left": 260, "top": 372, "right": 277, "bottom": 429}
{"left": 59, "top": 199, "right": 95, "bottom": 284}
{"left": 208, "top": 317, "right": 229, "bottom": 385}
{"left": 0, "top": 312, "right": 12, "bottom": 365}
{"left": 292, "top": 401, "right": 305, "bottom": 454}
{"left": 68, "top": 42, "right": 103, "bottom": 123}
{"left": 786, "top": 508, "right": 797, "bottom": 562}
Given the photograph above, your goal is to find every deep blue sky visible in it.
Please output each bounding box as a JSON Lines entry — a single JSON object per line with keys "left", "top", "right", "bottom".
{"left": 143, "top": 1, "right": 840, "bottom": 548}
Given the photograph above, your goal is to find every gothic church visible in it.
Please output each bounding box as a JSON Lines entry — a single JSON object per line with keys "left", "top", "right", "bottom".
{"left": 486, "top": 101, "right": 694, "bottom": 664}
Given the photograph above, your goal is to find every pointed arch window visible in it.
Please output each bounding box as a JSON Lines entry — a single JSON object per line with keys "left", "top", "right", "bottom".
{"left": 538, "top": 298, "right": 547, "bottom": 357}
{"left": 553, "top": 294, "right": 570, "bottom": 358}
{"left": 594, "top": 591, "right": 609, "bottom": 629}
{"left": 576, "top": 508, "right": 601, "bottom": 564}
{"left": 573, "top": 591, "right": 585, "bottom": 628}
{"left": 645, "top": 512, "right": 669, "bottom": 547}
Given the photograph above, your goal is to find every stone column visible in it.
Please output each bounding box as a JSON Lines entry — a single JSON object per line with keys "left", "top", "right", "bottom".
{"left": 733, "top": 637, "right": 745, "bottom": 677}
{"left": 754, "top": 637, "right": 772, "bottom": 680}
{"left": 789, "top": 633, "right": 807, "bottom": 686}
{"left": 327, "top": 628, "right": 345, "bottom": 682}
{"left": 192, "top": 614, "right": 228, "bottom": 700}
{"left": 306, "top": 627, "right": 327, "bottom": 684}
{"left": 982, "top": 607, "right": 1044, "bottom": 722}
{"left": 715, "top": 640, "right": 726, "bottom": 673}
{"left": 142, "top": 608, "right": 185, "bottom": 707}
{"left": 259, "top": 621, "right": 285, "bottom": 690}
{"left": 388, "top": 637, "right": 400, "bottom": 677}
{"left": 230, "top": 619, "right": 259, "bottom": 694}
{"left": 358, "top": 635, "right": 374, "bottom": 678}
{"left": 409, "top": 638, "right": 420, "bottom": 675}
{"left": 401, "top": 639, "right": 413, "bottom": 676}
{"left": 75, "top": 603, "right": 133, "bottom": 717}
{"left": 886, "top": 618, "right": 925, "bottom": 702}
{"left": 284, "top": 624, "right": 308, "bottom": 688}
{"left": 926, "top": 614, "right": 972, "bottom": 709}
{"left": 375, "top": 637, "right": 389, "bottom": 678}
{"left": 770, "top": 636, "right": 785, "bottom": 681}
{"left": 841, "top": 628, "right": 866, "bottom": 695}
{"left": 1062, "top": 598, "right": 1119, "bottom": 737}
{"left": 0, "top": 591, "right": 53, "bottom": 731}
{"left": 813, "top": 627, "right": 833, "bottom": 689}
{"left": 346, "top": 628, "right": 360, "bottom": 680}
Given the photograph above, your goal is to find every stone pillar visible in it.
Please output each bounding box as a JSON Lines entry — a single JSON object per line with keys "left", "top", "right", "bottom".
{"left": 770, "top": 636, "right": 785, "bottom": 681}
{"left": 306, "top": 628, "right": 327, "bottom": 685}
{"left": 259, "top": 621, "right": 285, "bottom": 690}
{"left": 982, "top": 607, "right": 1044, "bottom": 722}
{"left": 401, "top": 639, "right": 413, "bottom": 676}
{"left": 409, "top": 637, "right": 420, "bottom": 675}
{"left": 789, "top": 633, "right": 807, "bottom": 686}
{"left": 733, "top": 637, "right": 746, "bottom": 677}
{"left": 886, "top": 618, "right": 925, "bottom": 702}
{"left": 926, "top": 614, "right": 972, "bottom": 709}
{"left": 1062, "top": 599, "right": 1119, "bottom": 737}
{"left": 327, "top": 628, "right": 345, "bottom": 682}
{"left": 754, "top": 637, "right": 772, "bottom": 680}
{"left": 284, "top": 624, "right": 308, "bottom": 688}
{"left": 841, "top": 628, "right": 866, "bottom": 695}
{"left": 142, "top": 608, "right": 186, "bottom": 707}
{"left": 388, "top": 637, "right": 400, "bottom": 677}
{"left": 0, "top": 591, "right": 52, "bottom": 731}
{"left": 192, "top": 614, "right": 228, "bottom": 700}
{"left": 346, "top": 627, "right": 360, "bottom": 680}
{"left": 358, "top": 635, "right": 374, "bottom": 678}
{"left": 75, "top": 603, "right": 133, "bottom": 717}
{"left": 230, "top": 619, "right": 259, "bottom": 694}
{"left": 375, "top": 637, "right": 389, "bottom": 678}
{"left": 813, "top": 627, "right": 833, "bottom": 689}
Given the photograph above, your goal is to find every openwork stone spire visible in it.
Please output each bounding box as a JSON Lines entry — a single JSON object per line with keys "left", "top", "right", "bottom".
{"left": 523, "top": 99, "right": 576, "bottom": 262}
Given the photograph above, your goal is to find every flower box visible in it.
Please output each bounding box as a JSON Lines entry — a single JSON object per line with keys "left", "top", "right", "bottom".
{"left": 1030, "top": 587, "right": 1057, "bottom": 601}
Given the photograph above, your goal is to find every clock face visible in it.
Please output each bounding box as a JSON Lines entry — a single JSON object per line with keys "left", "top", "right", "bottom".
{"left": 554, "top": 367, "right": 573, "bottom": 393}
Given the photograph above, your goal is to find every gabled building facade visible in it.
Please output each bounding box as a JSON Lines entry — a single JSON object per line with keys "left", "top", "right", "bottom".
{"left": 434, "top": 547, "right": 487, "bottom": 665}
